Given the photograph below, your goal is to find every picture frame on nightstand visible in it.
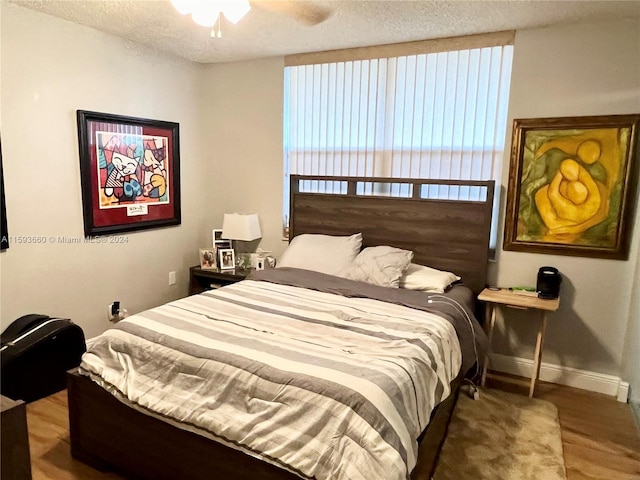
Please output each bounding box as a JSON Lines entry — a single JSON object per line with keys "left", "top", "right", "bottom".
{"left": 199, "top": 248, "right": 217, "bottom": 270}
{"left": 218, "top": 248, "right": 235, "bottom": 270}
{"left": 212, "top": 229, "right": 227, "bottom": 246}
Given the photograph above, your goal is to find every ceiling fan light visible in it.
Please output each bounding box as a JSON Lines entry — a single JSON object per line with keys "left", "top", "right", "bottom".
{"left": 191, "top": 3, "right": 221, "bottom": 27}
{"left": 221, "top": 0, "right": 251, "bottom": 24}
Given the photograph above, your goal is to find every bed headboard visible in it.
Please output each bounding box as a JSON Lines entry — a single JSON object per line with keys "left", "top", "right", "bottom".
{"left": 289, "top": 175, "right": 495, "bottom": 295}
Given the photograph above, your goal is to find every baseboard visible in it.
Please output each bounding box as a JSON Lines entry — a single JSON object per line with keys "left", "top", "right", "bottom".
{"left": 617, "top": 381, "right": 630, "bottom": 403}
{"left": 489, "top": 353, "right": 628, "bottom": 402}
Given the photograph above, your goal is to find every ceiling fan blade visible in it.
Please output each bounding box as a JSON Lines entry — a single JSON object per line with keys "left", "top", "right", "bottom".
{"left": 251, "top": 1, "right": 332, "bottom": 26}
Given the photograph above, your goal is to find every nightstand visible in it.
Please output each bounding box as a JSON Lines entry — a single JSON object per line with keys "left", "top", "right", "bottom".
{"left": 478, "top": 287, "right": 560, "bottom": 397}
{"left": 189, "top": 266, "right": 253, "bottom": 295}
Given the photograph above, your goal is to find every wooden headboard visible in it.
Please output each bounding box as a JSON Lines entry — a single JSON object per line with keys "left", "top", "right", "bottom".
{"left": 289, "top": 175, "right": 495, "bottom": 295}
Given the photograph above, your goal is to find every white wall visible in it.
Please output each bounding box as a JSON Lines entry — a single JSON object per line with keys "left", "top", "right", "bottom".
{"left": 0, "top": 4, "right": 211, "bottom": 338}
{"left": 200, "top": 57, "right": 286, "bottom": 256}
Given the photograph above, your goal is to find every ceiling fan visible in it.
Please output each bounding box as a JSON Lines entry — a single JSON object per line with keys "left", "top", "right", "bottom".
{"left": 171, "top": 0, "right": 332, "bottom": 37}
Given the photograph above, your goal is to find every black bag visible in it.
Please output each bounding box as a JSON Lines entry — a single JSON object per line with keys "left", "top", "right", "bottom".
{"left": 1, "top": 314, "right": 86, "bottom": 403}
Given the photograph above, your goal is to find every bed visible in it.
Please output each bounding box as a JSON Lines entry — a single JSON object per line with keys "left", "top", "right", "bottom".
{"left": 67, "top": 175, "right": 495, "bottom": 480}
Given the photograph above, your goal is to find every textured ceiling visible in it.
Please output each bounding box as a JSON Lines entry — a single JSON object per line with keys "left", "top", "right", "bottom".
{"left": 8, "top": 0, "right": 640, "bottom": 64}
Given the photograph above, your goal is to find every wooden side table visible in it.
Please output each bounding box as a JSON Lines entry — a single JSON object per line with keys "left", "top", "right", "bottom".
{"left": 189, "top": 266, "right": 253, "bottom": 295}
{"left": 478, "top": 288, "right": 560, "bottom": 397}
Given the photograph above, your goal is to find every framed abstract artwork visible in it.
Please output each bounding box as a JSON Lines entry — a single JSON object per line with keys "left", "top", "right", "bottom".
{"left": 503, "top": 114, "right": 640, "bottom": 259}
{"left": 77, "top": 110, "right": 181, "bottom": 236}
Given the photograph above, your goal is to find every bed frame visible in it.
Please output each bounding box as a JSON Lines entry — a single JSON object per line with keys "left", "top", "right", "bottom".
{"left": 290, "top": 175, "right": 494, "bottom": 295}
{"left": 68, "top": 176, "right": 494, "bottom": 480}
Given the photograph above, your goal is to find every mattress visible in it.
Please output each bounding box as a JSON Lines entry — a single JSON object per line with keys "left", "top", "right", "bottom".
{"left": 80, "top": 268, "right": 486, "bottom": 480}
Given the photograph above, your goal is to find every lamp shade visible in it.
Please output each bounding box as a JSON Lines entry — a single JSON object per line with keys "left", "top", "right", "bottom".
{"left": 221, "top": 213, "right": 261, "bottom": 241}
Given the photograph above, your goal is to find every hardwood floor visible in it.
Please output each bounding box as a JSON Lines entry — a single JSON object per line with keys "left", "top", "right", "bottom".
{"left": 24, "top": 381, "right": 640, "bottom": 480}
{"left": 486, "top": 377, "right": 640, "bottom": 480}
{"left": 25, "top": 391, "right": 121, "bottom": 480}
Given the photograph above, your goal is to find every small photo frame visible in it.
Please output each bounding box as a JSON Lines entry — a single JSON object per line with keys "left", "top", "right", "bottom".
{"left": 216, "top": 240, "right": 231, "bottom": 250}
{"left": 218, "top": 248, "right": 235, "bottom": 270}
{"left": 200, "top": 248, "right": 217, "bottom": 270}
{"left": 212, "top": 228, "right": 226, "bottom": 245}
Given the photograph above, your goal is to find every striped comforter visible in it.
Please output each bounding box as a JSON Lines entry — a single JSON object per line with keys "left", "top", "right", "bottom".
{"left": 80, "top": 269, "right": 482, "bottom": 480}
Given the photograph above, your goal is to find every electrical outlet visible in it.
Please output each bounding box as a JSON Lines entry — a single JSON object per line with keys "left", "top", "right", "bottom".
{"left": 169, "top": 271, "right": 176, "bottom": 286}
{"left": 107, "top": 301, "right": 126, "bottom": 322}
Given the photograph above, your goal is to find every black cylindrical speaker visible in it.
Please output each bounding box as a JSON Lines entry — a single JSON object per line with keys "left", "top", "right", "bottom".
{"left": 537, "top": 266, "right": 562, "bottom": 299}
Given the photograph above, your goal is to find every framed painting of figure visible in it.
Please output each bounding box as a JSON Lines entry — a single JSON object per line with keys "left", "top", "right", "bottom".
{"left": 503, "top": 114, "right": 639, "bottom": 259}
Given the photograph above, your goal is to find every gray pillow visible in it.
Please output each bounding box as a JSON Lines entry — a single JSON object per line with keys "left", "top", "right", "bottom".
{"left": 341, "top": 246, "right": 414, "bottom": 288}
{"left": 277, "top": 233, "right": 363, "bottom": 276}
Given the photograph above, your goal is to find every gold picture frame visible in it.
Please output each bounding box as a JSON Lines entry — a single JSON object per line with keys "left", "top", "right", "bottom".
{"left": 503, "top": 114, "right": 640, "bottom": 259}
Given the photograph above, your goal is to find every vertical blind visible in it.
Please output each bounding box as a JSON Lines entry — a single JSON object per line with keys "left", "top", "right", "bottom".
{"left": 283, "top": 33, "right": 514, "bottom": 246}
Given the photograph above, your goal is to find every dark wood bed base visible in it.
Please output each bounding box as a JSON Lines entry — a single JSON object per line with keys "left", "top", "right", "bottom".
{"left": 67, "top": 176, "right": 494, "bottom": 480}
{"left": 67, "top": 371, "right": 302, "bottom": 480}
{"left": 67, "top": 370, "right": 463, "bottom": 480}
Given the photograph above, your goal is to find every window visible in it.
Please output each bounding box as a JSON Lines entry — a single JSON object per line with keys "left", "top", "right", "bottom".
{"left": 283, "top": 32, "right": 514, "bottom": 247}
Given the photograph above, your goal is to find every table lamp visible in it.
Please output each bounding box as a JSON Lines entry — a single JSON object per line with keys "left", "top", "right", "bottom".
{"left": 221, "top": 213, "right": 262, "bottom": 267}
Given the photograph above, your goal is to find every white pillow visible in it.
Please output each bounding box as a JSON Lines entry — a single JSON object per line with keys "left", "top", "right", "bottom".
{"left": 399, "top": 263, "right": 461, "bottom": 293}
{"left": 341, "top": 246, "right": 413, "bottom": 288}
{"left": 277, "top": 233, "right": 362, "bottom": 276}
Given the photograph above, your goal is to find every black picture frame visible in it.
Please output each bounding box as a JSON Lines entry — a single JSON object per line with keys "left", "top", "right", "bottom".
{"left": 1, "top": 136, "right": 8, "bottom": 250}
{"left": 77, "top": 110, "right": 181, "bottom": 236}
